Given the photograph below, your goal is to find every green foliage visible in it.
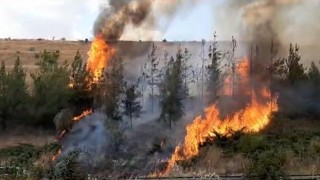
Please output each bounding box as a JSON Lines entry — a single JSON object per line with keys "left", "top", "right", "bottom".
{"left": 54, "top": 151, "right": 86, "bottom": 179}
{"left": 246, "top": 150, "right": 287, "bottom": 180}
{"left": 7, "top": 57, "right": 29, "bottom": 122}
{"left": 30, "top": 50, "right": 71, "bottom": 127}
{"left": 235, "top": 135, "right": 269, "bottom": 155}
{"left": 0, "top": 61, "right": 9, "bottom": 129}
{"left": 101, "top": 57, "right": 125, "bottom": 120}
{"left": 159, "top": 50, "right": 187, "bottom": 129}
{"left": 0, "top": 57, "right": 28, "bottom": 130}
{"left": 123, "top": 83, "right": 142, "bottom": 129}
{"left": 274, "top": 44, "right": 306, "bottom": 84}
{"left": 0, "top": 143, "right": 60, "bottom": 168}
{"left": 206, "top": 32, "right": 222, "bottom": 104}
{"left": 69, "top": 50, "right": 95, "bottom": 112}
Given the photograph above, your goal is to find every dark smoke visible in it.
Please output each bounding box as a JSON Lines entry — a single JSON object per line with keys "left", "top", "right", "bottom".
{"left": 94, "top": 0, "right": 152, "bottom": 41}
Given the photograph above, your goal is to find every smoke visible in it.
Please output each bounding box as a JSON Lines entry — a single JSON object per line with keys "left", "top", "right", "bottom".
{"left": 93, "top": 0, "right": 198, "bottom": 41}
{"left": 94, "top": 0, "right": 152, "bottom": 41}
{"left": 219, "top": 0, "right": 320, "bottom": 53}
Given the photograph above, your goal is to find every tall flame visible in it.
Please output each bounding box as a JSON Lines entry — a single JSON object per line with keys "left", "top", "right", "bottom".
{"left": 86, "top": 35, "right": 115, "bottom": 81}
{"left": 162, "top": 91, "right": 277, "bottom": 174}
{"left": 160, "top": 57, "right": 277, "bottom": 175}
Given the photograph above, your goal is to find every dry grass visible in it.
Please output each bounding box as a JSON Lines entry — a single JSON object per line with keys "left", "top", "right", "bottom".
{"left": 0, "top": 39, "right": 90, "bottom": 85}
{"left": 0, "top": 39, "right": 89, "bottom": 67}
{"left": 193, "top": 146, "right": 248, "bottom": 175}
{"left": 0, "top": 127, "right": 55, "bottom": 149}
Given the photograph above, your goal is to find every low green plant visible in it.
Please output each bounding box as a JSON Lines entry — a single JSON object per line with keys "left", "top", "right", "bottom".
{"left": 246, "top": 149, "right": 287, "bottom": 180}
{"left": 53, "top": 151, "right": 86, "bottom": 179}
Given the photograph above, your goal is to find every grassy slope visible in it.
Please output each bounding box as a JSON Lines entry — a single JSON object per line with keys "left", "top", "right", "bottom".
{"left": 176, "top": 117, "right": 320, "bottom": 176}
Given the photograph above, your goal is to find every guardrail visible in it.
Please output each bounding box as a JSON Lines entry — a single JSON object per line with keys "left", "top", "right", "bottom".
{"left": 136, "top": 175, "right": 320, "bottom": 180}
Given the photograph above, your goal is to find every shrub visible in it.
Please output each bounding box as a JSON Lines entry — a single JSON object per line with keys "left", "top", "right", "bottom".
{"left": 236, "top": 135, "right": 269, "bottom": 155}
{"left": 53, "top": 151, "right": 86, "bottom": 179}
{"left": 246, "top": 149, "right": 287, "bottom": 180}
{"left": 29, "top": 47, "right": 36, "bottom": 51}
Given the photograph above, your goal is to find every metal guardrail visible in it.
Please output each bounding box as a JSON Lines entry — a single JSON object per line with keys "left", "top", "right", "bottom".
{"left": 136, "top": 175, "right": 320, "bottom": 180}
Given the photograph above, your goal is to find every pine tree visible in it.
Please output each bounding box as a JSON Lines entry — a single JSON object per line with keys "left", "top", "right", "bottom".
{"left": 206, "top": 33, "right": 222, "bottom": 104}
{"left": 181, "top": 47, "right": 192, "bottom": 100}
{"left": 123, "top": 83, "right": 142, "bottom": 129}
{"left": 0, "top": 61, "right": 9, "bottom": 130}
{"left": 143, "top": 43, "right": 161, "bottom": 112}
{"left": 7, "top": 56, "right": 29, "bottom": 122}
{"left": 30, "top": 50, "right": 71, "bottom": 126}
{"left": 308, "top": 61, "right": 320, "bottom": 114}
{"left": 159, "top": 51, "right": 187, "bottom": 129}
{"left": 102, "top": 57, "right": 125, "bottom": 120}
{"left": 69, "top": 50, "right": 94, "bottom": 112}
{"left": 273, "top": 44, "right": 306, "bottom": 84}
{"left": 286, "top": 44, "right": 306, "bottom": 84}
{"left": 308, "top": 61, "right": 320, "bottom": 85}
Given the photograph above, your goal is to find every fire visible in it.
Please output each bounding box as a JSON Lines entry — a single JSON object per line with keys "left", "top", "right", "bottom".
{"left": 162, "top": 91, "right": 277, "bottom": 174}
{"left": 223, "top": 75, "right": 232, "bottom": 96}
{"left": 73, "top": 109, "right": 93, "bottom": 121}
{"left": 52, "top": 149, "right": 62, "bottom": 161}
{"left": 223, "top": 58, "right": 250, "bottom": 96}
{"left": 237, "top": 57, "right": 250, "bottom": 95}
{"left": 86, "top": 35, "right": 115, "bottom": 81}
{"left": 159, "top": 57, "right": 278, "bottom": 175}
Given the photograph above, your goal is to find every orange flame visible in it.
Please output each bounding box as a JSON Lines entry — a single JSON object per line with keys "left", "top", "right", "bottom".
{"left": 87, "top": 35, "right": 115, "bottom": 81}
{"left": 159, "top": 57, "right": 278, "bottom": 175}
{"left": 73, "top": 109, "right": 93, "bottom": 121}
{"left": 237, "top": 57, "right": 250, "bottom": 95}
{"left": 52, "top": 149, "right": 62, "bottom": 161}
{"left": 162, "top": 91, "right": 277, "bottom": 175}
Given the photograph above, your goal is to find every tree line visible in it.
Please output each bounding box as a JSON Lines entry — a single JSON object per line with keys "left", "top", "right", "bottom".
{"left": 1, "top": 38, "right": 319, "bottom": 131}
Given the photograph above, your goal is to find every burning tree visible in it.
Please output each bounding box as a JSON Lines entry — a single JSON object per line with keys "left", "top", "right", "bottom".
{"left": 159, "top": 51, "right": 187, "bottom": 129}
{"left": 69, "top": 50, "right": 95, "bottom": 112}
{"left": 123, "top": 82, "right": 142, "bottom": 129}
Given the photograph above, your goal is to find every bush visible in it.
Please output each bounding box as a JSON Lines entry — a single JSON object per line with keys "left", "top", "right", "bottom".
{"left": 29, "top": 47, "right": 36, "bottom": 51}
{"left": 246, "top": 149, "right": 287, "bottom": 180}
{"left": 53, "top": 151, "right": 86, "bottom": 179}
{"left": 236, "top": 135, "right": 269, "bottom": 155}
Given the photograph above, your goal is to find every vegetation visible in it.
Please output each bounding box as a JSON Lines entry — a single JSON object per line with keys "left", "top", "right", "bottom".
{"left": 143, "top": 43, "right": 162, "bottom": 112}
{"left": 159, "top": 50, "right": 188, "bottom": 129}
{"left": 206, "top": 32, "right": 222, "bottom": 104}
{"left": 123, "top": 82, "right": 142, "bottom": 129}
{"left": 0, "top": 39, "right": 320, "bottom": 178}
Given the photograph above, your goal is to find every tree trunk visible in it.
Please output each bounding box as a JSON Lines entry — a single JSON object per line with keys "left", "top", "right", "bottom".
{"left": 151, "top": 77, "right": 154, "bottom": 112}
{"left": 169, "top": 113, "right": 172, "bottom": 130}
{"left": 130, "top": 112, "right": 132, "bottom": 129}
{"left": 1, "top": 113, "right": 7, "bottom": 131}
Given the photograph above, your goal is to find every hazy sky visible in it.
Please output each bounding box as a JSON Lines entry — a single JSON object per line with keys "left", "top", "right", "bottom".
{"left": 0, "top": 0, "right": 227, "bottom": 41}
